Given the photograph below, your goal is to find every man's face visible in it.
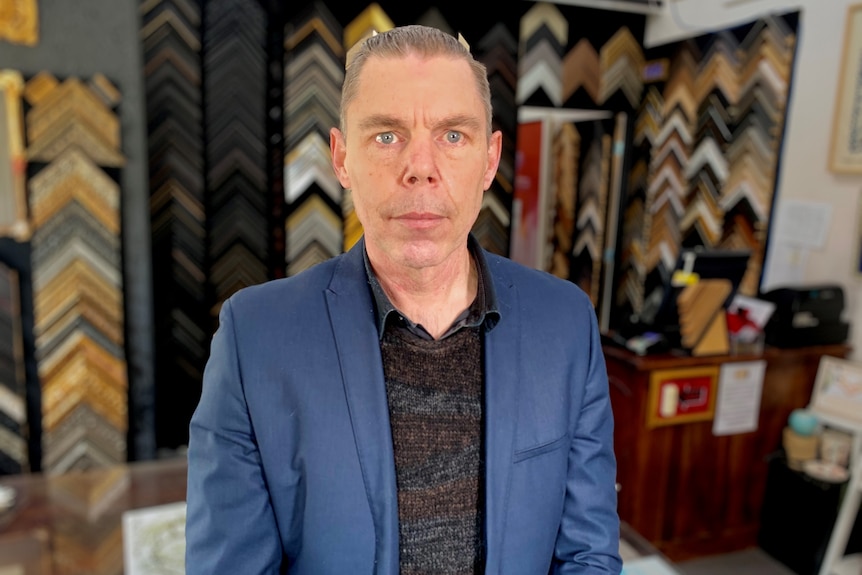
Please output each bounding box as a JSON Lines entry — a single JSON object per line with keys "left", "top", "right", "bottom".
{"left": 331, "top": 53, "right": 502, "bottom": 271}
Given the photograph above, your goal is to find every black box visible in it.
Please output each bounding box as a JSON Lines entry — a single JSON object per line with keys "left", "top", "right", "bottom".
{"left": 758, "top": 452, "right": 862, "bottom": 574}
{"left": 760, "top": 286, "right": 849, "bottom": 348}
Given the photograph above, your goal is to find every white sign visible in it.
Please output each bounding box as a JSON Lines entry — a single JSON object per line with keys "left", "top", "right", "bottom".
{"left": 773, "top": 200, "right": 832, "bottom": 250}
{"left": 713, "top": 360, "right": 767, "bottom": 436}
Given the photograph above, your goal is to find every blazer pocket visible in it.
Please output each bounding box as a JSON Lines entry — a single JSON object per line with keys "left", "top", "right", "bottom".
{"left": 512, "top": 433, "right": 569, "bottom": 463}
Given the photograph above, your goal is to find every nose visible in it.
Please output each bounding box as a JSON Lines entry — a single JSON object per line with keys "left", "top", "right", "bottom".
{"left": 402, "top": 134, "right": 438, "bottom": 186}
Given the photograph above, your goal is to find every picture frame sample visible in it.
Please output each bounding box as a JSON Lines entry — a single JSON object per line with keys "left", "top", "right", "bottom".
{"left": 810, "top": 355, "right": 862, "bottom": 426}
{"left": 0, "top": 0, "right": 39, "bottom": 46}
{"left": 830, "top": 3, "right": 862, "bottom": 173}
{"left": 0, "top": 70, "right": 29, "bottom": 240}
{"left": 510, "top": 119, "right": 545, "bottom": 270}
{"left": 646, "top": 365, "right": 719, "bottom": 428}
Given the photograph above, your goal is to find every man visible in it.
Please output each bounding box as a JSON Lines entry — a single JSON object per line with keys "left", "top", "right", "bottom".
{"left": 185, "top": 24, "right": 621, "bottom": 575}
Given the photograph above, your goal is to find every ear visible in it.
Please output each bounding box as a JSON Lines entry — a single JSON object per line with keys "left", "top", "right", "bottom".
{"left": 482, "top": 130, "right": 503, "bottom": 191}
{"left": 330, "top": 127, "right": 351, "bottom": 189}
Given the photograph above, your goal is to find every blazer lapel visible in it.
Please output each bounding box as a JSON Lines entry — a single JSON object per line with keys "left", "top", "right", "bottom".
{"left": 325, "top": 239, "right": 399, "bottom": 575}
{"left": 483, "top": 268, "right": 520, "bottom": 573}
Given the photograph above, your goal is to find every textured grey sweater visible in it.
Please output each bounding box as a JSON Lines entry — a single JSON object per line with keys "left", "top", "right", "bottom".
{"left": 381, "top": 324, "right": 485, "bottom": 575}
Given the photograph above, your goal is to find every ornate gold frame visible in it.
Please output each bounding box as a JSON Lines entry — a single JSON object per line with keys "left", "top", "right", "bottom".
{"left": 0, "top": 0, "right": 39, "bottom": 47}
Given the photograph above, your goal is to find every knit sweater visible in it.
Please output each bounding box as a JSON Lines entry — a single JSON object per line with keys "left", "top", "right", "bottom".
{"left": 380, "top": 323, "right": 485, "bottom": 575}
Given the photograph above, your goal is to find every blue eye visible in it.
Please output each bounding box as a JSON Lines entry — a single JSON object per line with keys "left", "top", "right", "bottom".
{"left": 376, "top": 132, "right": 397, "bottom": 144}
{"left": 446, "top": 131, "right": 462, "bottom": 143}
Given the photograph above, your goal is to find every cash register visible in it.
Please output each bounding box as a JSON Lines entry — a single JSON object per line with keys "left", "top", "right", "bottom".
{"left": 759, "top": 285, "right": 850, "bottom": 348}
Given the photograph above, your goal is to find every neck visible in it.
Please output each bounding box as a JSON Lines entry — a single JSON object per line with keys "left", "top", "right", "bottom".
{"left": 369, "top": 247, "right": 478, "bottom": 339}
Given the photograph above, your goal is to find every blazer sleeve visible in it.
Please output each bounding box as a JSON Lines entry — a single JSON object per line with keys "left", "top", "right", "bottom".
{"left": 185, "top": 297, "right": 283, "bottom": 574}
{"left": 552, "top": 294, "right": 623, "bottom": 574}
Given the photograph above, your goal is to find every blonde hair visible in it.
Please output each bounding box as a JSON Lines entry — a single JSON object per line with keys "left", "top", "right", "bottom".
{"left": 340, "top": 25, "right": 493, "bottom": 138}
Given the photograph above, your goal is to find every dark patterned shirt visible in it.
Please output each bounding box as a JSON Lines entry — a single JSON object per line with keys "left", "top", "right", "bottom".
{"left": 364, "top": 235, "right": 500, "bottom": 573}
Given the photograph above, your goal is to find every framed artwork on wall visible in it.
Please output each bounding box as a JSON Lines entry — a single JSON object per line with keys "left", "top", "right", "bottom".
{"left": 829, "top": 3, "right": 862, "bottom": 174}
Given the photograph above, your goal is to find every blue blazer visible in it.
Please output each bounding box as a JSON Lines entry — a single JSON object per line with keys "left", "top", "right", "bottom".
{"left": 185, "top": 239, "right": 622, "bottom": 574}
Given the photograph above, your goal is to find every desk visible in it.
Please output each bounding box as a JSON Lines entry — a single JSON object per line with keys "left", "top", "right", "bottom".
{"left": 0, "top": 457, "right": 187, "bottom": 574}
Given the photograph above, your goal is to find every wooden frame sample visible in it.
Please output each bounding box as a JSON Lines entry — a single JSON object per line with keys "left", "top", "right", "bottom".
{"left": 646, "top": 365, "right": 719, "bottom": 428}
{"left": 830, "top": 3, "right": 862, "bottom": 173}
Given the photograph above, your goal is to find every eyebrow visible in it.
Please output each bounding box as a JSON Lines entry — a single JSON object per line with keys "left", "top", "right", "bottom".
{"left": 358, "top": 113, "right": 483, "bottom": 134}
{"left": 358, "top": 114, "right": 405, "bottom": 133}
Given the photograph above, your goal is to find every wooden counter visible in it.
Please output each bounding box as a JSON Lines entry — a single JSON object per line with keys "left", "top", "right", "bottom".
{"left": 605, "top": 343, "right": 852, "bottom": 561}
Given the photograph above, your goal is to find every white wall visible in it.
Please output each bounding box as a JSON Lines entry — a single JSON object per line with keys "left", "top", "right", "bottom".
{"left": 645, "top": 0, "right": 862, "bottom": 358}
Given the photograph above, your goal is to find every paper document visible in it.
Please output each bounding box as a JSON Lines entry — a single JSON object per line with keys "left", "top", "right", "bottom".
{"left": 713, "top": 360, "right": 766, "bottom": 435}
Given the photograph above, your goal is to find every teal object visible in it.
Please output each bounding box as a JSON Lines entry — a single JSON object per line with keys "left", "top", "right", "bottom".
{"left": 788, "top": 408, "right": 818, "bottom": 436}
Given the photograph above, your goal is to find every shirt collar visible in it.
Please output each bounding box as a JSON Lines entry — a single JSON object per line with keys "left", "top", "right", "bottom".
{"left": 363, "top": 234, "right": 501, "bottom": 340}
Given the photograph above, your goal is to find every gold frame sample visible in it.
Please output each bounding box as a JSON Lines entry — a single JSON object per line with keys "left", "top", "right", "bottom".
{"left": 0, "top": 70, "right": 29, "bottom": 240}
{"left": 0, "top": 0, "right": 39, "bottom": 46}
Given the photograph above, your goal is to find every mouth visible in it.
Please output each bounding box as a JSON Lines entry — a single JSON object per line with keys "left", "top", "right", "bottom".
{"left": 393, "top": 212, "right": 446, "bottom": 230}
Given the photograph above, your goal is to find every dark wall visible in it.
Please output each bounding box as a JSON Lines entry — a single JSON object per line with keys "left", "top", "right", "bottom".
{"left": 0, "top": 0, "right": 154, "bottom": 460}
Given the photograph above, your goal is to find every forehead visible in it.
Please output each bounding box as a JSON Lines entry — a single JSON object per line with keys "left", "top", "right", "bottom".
{"left": 348, "top": 54, "right": 484, "bottom": 123}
